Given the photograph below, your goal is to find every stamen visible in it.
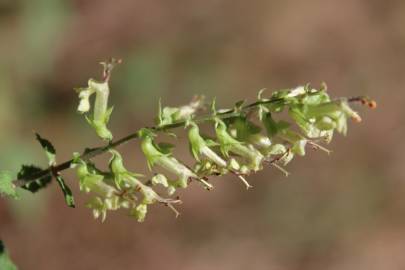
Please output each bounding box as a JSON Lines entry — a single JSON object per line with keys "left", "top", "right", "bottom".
{"left": 238, "top": 175, "right": 253, "bottom": 190}
{"left": 167, "top": 203, "right": 181, "bottom": 218}
{"left": 271, "top": 163, "right": 290, "bottom": 177}
{"left": 308, "top": 141, "right": 332, "bottom": 154}
{"left": 198, "top": 178, "right": 214, "bottom": 190}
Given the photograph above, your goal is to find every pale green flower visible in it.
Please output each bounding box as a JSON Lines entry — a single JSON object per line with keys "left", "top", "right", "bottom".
{"left": 215, "top": 119, "right": 264, "bottom": 171}
{"left": 188, "top": 122, "right": 227, "bottom": 167}
{"left": 157, "top": 96, "right": 205, "bottom": 126}
{"left": 76, "top": 79, "right": 113, "bottom": 141}
{"left": 140, "top": 129, "right": 213, "bottom": 190}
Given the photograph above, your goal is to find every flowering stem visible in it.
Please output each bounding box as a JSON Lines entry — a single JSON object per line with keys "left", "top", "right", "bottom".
{"left": 12, "top": 95, "right": 371, "bottom": 187}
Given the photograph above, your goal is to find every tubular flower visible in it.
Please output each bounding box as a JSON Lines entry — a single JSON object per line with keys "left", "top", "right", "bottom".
{"left": 214, "top": 119, "right": 264, "bottom": 172}
{"left": 227, "top": 116, "right": 275, "bottom": 156}
{"left": 76, "top": 79, "right": 113, "bottom": 141}
{"left": 188, "top": 122, "right": 227, "bottom": 167}
{"left": 139, "top": 129, "right": 213, "bottom": 191}
{"left": 188, "top": 121, "right": 252, "bottom": 189}
{"left": 288, "top": 97, "right": 361, "bottom": 138}
{"left": 74, "top": 159, "right": 119, "bottom": 222}
{"left": 109, "top": 150, "right": 181, "bottom": 221}
{"left": 75, "top": 160, "right": 117, "bottom": 198}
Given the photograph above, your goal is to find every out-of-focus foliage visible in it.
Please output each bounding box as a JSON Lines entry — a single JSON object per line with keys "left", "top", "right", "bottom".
{"left": 0, "top": 241, "right": 17, "bottom": 270}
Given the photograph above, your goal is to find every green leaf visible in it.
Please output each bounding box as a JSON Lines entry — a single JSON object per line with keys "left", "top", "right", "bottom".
{"left": 204, "top": 139, "right": 219, "bottom": 148}
{"left": 262, "top": 113, "right": 290, "bottom": 138}
{"left": 85, "top": 116, "right": 113, "bottom": 141}
{"left": 234, "top": 100, "right": 245, "bottom": 111}
{"left": 266, "top": 100, "right": 285, "bottom": 112}
{"left": 55, "top": 174, "right": 75, "bottom": 208}
{"left": 35, "top": 133, "right": 56, "bottom": 165}
{"left": 215, "top": 119, "right": 264, "bottom": 171}
{"left": 262, "top": 114, "right": 278, "bottom": 137}
{"left": 301, "top": 90, "right": 330, "bottom": 105}
{"left": 157, "top": 142, "right": 175, "bottom": 155}
{"left": 17, "top": 165, "right": 52, "bottom": 193}
{"left": 0, "top": 241, "right": 18, "bottom": 270}
{"left": 0, "top": 171, "right": 18, "bottom": 199}
{"left": 229, "top": 117, "right": 261, "bottom": 141}
{"left": 315, "top": 116, "right": 336, "bottom": 130}
{"left": 104, "top": 106, "right": 114, "bottom": 123}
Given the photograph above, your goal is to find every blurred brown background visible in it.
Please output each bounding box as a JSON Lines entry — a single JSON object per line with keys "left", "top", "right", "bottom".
{"left": 0, "top": 0, "right": 403, "bottom": 269}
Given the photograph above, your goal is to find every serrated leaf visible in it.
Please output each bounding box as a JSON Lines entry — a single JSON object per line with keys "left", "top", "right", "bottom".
{"left": 17, "top": 165, "right": 52, "bottom": 193}
{"left": 0, "top": 171, "right": 18, "bottom": 199}
{"left": 35, "top": 133, "right": 56, "bottom": 165}
{"left": 55, "top": 174, "right": 75, "bottom": 208}
{"left": 0, "top": 241, "right": 18, "bottom": 270}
